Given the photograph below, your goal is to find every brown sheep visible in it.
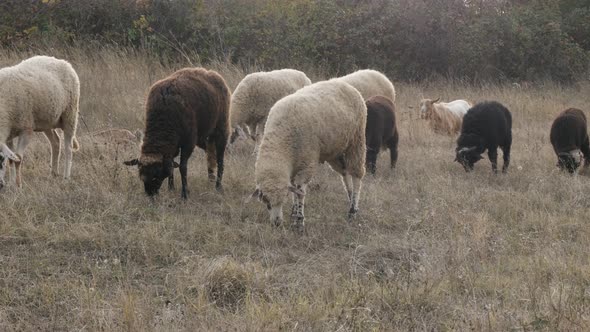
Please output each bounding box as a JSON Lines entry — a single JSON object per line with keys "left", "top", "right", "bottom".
{"left": 365, "top": 96, "right": 398, "bottom": 174}
{"left": 125, "top": 68, "right": 231, "bottom": 199}
{"left": 550, "top": 108, "right": 590, "bottom": 173}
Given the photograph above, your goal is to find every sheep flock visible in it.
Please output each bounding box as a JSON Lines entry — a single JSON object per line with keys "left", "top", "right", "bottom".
{"left": 0, "top": 55, "right": 589, "bottom": 229}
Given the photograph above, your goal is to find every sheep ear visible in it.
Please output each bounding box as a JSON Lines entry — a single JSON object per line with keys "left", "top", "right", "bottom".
{"left": 124, "top": 158, "right": 140, "bottom": 166}
{"left": 0, "top": 144, "right": 19, "bottom": 162}
{"left": 288, "top": 185, "right": 305, "bottom": 196}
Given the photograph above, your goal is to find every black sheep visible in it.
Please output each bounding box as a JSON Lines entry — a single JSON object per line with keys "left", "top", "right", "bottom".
{"left": 550, "top": 108, "right": 590, "bottom": 173}
{"left": 365, "top": 96, "right": 398, "bottom": 174}
{"left": 124, "top": 68, "right": 231, "bottom": 199}
{"left": 455, "top": 101, "right": 512, "bottom": 173}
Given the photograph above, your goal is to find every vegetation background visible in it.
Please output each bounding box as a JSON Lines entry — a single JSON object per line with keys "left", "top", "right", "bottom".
{"left": 1, "top": 0, "right": 590, "bottom": 331}
{"left": 2, "top": 0, "right": 589, "bottom": 82}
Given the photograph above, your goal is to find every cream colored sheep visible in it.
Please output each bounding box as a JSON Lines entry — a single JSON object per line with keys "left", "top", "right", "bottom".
{"left": 0, "top": 55, "right": 80, "bottom": 188}
{"left": 229, "top": 69, "right": 312, "bottom": 147}
{"left": 419, "top": 98, "right": 471, "bottom": 135}
{"left": 250, "top": 80, "right": 367, "bottom": 230}
{"left": 333, "top": 69, "right": 395, "bottom": 103}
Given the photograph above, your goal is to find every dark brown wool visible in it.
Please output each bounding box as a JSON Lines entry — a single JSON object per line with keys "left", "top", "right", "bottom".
{"left": 365, "top": 96, "right": 398, "bottom": 174}
{"left": 127, "top": 68, "right": 230, "bottom": 198}
{"left": 455, "top": 101, "right": 512, "bottom": 173}
{"left": 550, "top": 108, "right": 590, "bottom": 173}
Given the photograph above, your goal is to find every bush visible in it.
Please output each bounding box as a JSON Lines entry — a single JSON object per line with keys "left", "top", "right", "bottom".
{"left": 2, "top": 0, "right": 589, "bottom": 82}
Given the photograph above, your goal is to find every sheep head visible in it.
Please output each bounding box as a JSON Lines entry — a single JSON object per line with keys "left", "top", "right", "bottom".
{"left": 0, "top": 144, "right": 20, "bottom": 190}
{"left": 419, "top": 98, "right": 440, "bottom": 119}
{"left": 248, "top": 184, "right": 304, "bottom": 226}
{"left": 557, "top": 150, "right": 582, "bottom": 174}
{"left": 124, "top": 154, "right": 179, "bottom": 196}
{"left": 455, "top": 146, "right": 482, "bottom": 172}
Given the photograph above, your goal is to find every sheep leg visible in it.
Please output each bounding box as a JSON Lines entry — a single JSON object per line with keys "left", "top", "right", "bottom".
{"left": 366, "top": 148, "right": 378, "bottom": 175}
{"left": 388, "top": 132, "right": 399, "bottom": 169}
{"left": 205, "top": 141, "right": 217, "bottom": 182}
{"left": 348, "top": 176, "right": 362, "bottom": 220}
{"left": 179, "top": 149, "right": 192, "bottom": 199}
{"left": 168, "top": 171, "right": 175, "bottom": 191}
{"left": 44, "top": 129, "right": 61, "bottom": 177}
{"left": 290, "top": 184, "right": 306, "bottom": 232}
{"left": 214, "top": 133, "right": 227, "bottom": 192}
{"left": 488, "top": 147, "right": 498, "bottom": 174}
{"left": 6, "top": 139, "right": 16, "bottom": 185}
{"left": 342, "top": 174, "right": 353, "bottom": 202}
{"left": 13, "top": 131, "right": 33, "bottom": 187}
{"left": 63, "top": 130, "right": 75, "bottom": 179}
{"left": 501, "top": 145, "right": 511, "bottom": 173}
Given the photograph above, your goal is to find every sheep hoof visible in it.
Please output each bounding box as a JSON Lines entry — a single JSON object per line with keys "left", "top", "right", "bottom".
{"left": 273, "top": 218, "right": 283, "bottom": 227}
{"left": 291, "top": 219, "right": 305, "bottom": 234}
{"left": 215, "top": 184, "right": 224, "bottom": 194}
{"left": 347, "top": 208, "right": 358, "bottom": 221}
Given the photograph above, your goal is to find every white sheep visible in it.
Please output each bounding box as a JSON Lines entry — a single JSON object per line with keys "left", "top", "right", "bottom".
{"left": 419, "top": 98, "right": 471, "bottom": 135}
{"left": 333, "top": 69, "right": 396, "bottom": 103}
{"left": 229, "top": 69, "right": 312, "bottom": 146}
{"left": 249, "top": 80, "right": 367, "bottom": 230}
{"left": 0, "top": 55, "right": 80, "bottom": 188}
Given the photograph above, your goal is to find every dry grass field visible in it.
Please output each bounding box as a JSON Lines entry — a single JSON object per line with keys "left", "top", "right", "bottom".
{"left": 1, "top": 47, "right": 590, "bottom": 331}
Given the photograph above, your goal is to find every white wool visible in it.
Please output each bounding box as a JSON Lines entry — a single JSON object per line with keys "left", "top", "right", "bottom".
{"left": 440, "top": 99, "right": 471, "bottom": 117}
{"left": 333, "top": 69, "right": 396, "bottom": 103}
{"left": 420, "top": 98, "right": 472, "bottom": 135}
{"left": 0, "top": 55, "right": 80, "bottom": 184}
{"left": 254, "top": 79, "right": 367, "bottom": 225}
{"left": 229, "top": 69, "right": 311, "bottom": 142}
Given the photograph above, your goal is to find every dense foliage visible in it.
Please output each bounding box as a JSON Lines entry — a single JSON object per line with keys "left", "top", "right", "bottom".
{"left": 2, "top": 0, "right": 589, "bottom": 82}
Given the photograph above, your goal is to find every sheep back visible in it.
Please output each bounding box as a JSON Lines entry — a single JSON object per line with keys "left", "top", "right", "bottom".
{"left": 229, "top": 69, "right": 311, "bottom": 129}
{"left": 335, "top": 69, "right": 395, "bottom": 103}
{"left": 256, "top": 80, "right": 367, "bottom": 184}
{"left": 141, "top": 68, "right": 230, "bottom": 160}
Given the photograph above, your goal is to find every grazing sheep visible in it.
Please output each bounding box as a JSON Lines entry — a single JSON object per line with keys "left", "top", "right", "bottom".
{"left": 124, "top": 68, "right": 230, "bottom": 199}
{"left": 455, "top": 101, "right": 512, "bottom": 173}
{"left": 420, "top": 98, "right": 471, "bottom": 135}
{"left": 334, "top": 69, "right": 395, "bottom": 103}
{"left": 250, "top": 80, "right": 367, "bottom": 230}
{"left": 550, "top": 108, "right": 590, "bottom": 173}
{"left": 365, "top": 96, "right": 398, "bottom": 174}
{"left": 229, "top": 69, "right": 312, "bottom": 146}
{"left": 0, "top": 55, "right": 80, "bottom": 188}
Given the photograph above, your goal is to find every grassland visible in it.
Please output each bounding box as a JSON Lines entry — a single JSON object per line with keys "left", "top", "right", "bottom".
{"left": 1, "top": 47, "right": 590, "bottom": 331}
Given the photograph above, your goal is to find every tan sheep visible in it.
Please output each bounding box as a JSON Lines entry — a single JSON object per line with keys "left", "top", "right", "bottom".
{"left": 229, "top": 69, "right": 312, "bottom": 147}
{"left": 250, "top": 80, "right": 367, "bottom": 231}
{"left": 419, "top": 98, "right": 471, "bottom": 135}
{"left": 0, "top": 55, "right": 80, "bottom": 188}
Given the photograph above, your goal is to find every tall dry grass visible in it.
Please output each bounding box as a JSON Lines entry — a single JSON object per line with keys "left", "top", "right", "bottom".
{"left": 1, "top": 47, "right": 590, "bottom": 331}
